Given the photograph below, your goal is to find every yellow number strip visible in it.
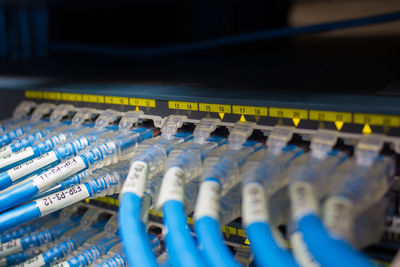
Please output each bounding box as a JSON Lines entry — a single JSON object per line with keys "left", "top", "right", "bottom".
{"left": 168, "top": 101, "right": 198, "bottom": 111}
{"left": 25, "top": 90, "right": 400, "bottom": 127}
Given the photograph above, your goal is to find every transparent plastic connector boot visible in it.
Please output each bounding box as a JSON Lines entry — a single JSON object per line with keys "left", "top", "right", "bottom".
{"left": 59, "top": 216, "right": 120, "bottom": 267}
{"left": 322, "top": 135, "right": 394, "bottom": 247}
{"left": 0, "top": 101, "right": 36, "bottom": 135}
{"left": 200, "top": 121, "right": 258, "bottom": 196}
{"left": 156, "top": 118, "right": 221, "bottom": 209}
{"left": 121, "top": 115, "right": 188, "bottom": 198}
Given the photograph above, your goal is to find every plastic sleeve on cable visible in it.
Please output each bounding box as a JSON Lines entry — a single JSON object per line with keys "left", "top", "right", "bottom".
{"left": 0, "top": 202, "right": 41, "bottom": 234}
{"left": 163, "top": 200, "right": 206, "bottom": 267}
{"left": 119, "top": 192, "right": 158, "bottom": 267}
{"left": 194, "top": 216, "right": 241, "bottom": 267}
{"left": 246, "top": 222, "right": 299, "bottom": 267}
{"left": 298, "top": 214, "right": 373, "bottom": 267}
{"left": 0, "top": 180, "right": 39, "bottom": 213}
{"left": 0, "top": 224, "right": 35, "bottom": 243}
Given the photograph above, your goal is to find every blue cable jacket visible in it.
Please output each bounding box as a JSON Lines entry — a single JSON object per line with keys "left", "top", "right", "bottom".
{"left": 163, "top": 200, "right": 206, "bottom": 267}
{"left": 0, "top": 180, "right": 39, "bottom": 213}
{"left": 0, "top": 202, "right": 40, "bottom": 234}
{"left": 0, "top": 171, "right": 13, "bottom": 190}
{"left": 194, "top": 216, "right": 241, "bottom": 267}
{"left": 49, "top": 11, "right": 400, "bottom": 57}
{"left": 298, "top": 214, "right": 374, "bottom": 267}
{"left": 119, "top": 192, "right": 158, "bottom": 267}
{"left": 246, "top": 222, "right": 299, "bottom": 267}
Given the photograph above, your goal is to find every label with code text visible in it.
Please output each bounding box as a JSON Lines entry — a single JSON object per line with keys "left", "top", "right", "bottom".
{"left": 7, "top": 151, "right": 58, "bottom": 181}
{"left": 157, "top": 167, "right": 185, "bottom": 207}
{"left": 33, "top": 156, "right": 87, "bottom": 191}
{"left": 194, "top": 181, "right": 221, "bottom": 220}
{"left": 0, "top": 146, "right": 34, "bottom": 169}
{"left": 121, "top": 161, "right": 149, "bottom": 197}
{"left": 37, "top": 184, "right": 90, "bottom": 216}
{"left": 242, "top": 183, "right": 269, "bottom": 226}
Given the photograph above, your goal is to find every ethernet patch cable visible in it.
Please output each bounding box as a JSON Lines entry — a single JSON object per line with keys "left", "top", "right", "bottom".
{"left": 156, "top": 118, "right": 225, "bottom": 267}
{"left": 0, "top": 112, "right": 153, "bottom": 214}
{"left": 119, "top": 115, "right": 193, "bottom": 267}
{"left": 299, "top": 136, "right": 394, "bottom": 267}
{"left": 193, "top": 122, "right": 262, "bottom": 267}
{"left": 241, "top": 126, "right": 303, "bottom": 267}
{"left": 0, "top": 109, "right": 122, "bottom": 191}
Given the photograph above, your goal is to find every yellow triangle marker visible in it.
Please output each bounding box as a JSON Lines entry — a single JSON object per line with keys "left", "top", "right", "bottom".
{"left": 244, "top": 238, "right": 250, "bottom": 245}
{"left": 362, "top": 124, "right": 372, "bottom": 134}
{"left": 254, "top": 116, "right": 260, "bottom": 122}
{"left": 135, "top": 106, "right": 139, "bottom": 111}
{"left": 224, "top": 232, "right": 231, "bottom": 239}
{"left": 240, "top": 115, "right": 246, "bottom": 122}
{"left": 219, "top": 113, "right": 225, "bottom": 120}
{"left": 292, "top": 118, "right": 300, "bottom": 127}
{"left": 335, "top": 121, "right": 344, "bottom": 131}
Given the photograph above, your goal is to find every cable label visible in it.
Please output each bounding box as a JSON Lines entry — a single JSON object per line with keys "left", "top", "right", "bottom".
{"left": 37, "top": 184, "right": 90, "bottom": 216}
{"left": 20, "top": 254, "right": 45, "bottom": 267}
{"left": 53, "top": 262, "right": 70, "bottom": 267}
{"left": 7, "top": 151, "right": 58, "bottom": 181}
{"left": 121, "top": 161, "right": 149, "bottom": 197}
{"left": 289, "top": 181, "right": 319, "bottom": 220}
{"left": 0, "top": 146, "right": 34, "bottom": 169}
{"left": 323, "top": 196, "right": 354, "bottom": 240}
{"left": 242, "top": 183, "right": 269, "bottom": 226}
{"left": 0, "top": 238, "right": 22, "bottom": 258}
{"left": 33, "top": 156, "right": 87, "bottom": 191}
{"left": 157, "top": 166, "right": 185, "bottom": 207}
{"left": 0, "top": 145, "right": 12, "bottom": 159}
{"left": 194, "top": 180, "right": 221, "bottom": 220}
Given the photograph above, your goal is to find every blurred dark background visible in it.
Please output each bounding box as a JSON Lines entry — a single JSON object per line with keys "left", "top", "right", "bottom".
{"left": 0, "top": 0, "right": 400, "bottom": 95}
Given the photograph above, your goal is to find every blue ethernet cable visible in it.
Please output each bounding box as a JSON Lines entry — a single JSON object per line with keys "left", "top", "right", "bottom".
{"left": 119, "top": 115, "right": 191, "bottom": 267}
{"left": 242, "top": 143, "right": 303, "bottom": 267}
{"left": 157, "top": 118, "right": 224, "bottom": 267}
{"left": 297, "top": 138, "right": 394, "bottom": 267}
{"left": 0, "top": 103, "right": 56, "bottom": 148}
{"left": 64, "top": 237, "right": 120, "bottom": 267}
{"left": 96, "top": 254, "right": 127, "bottom": 267}
{"left": 0, "top": 101, "right": 37, "bottom": 136}
{"left": 0, "top": 109, "right": 117, "bottom": 187}
{"left": 1, "top": 216, "right": 82, "bottom": 265}
{"left": 0, "top": 167, "right": 126, "bottom": 232}
{"left": 49, "top": 10, "right": 400, "bottom": 57}
{"left": 0, "top": 215, "right": 80, "bottom": 257}
{"left": 193, "top": 122, "right": 261, "bottom": 267}
{"left": 0, "top": 126, "right": 152, "bottom": 213}
{"left": 20, "top": 221, "right": 107, "bottom": 267}
{"left": 0, "top": 106, "right": 94, "bottom": 159}
{"left": 0, "top": 211, "right": 60, "bottom": 244}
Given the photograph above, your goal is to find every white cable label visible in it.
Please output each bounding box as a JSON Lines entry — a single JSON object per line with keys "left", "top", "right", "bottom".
{"left": 0, "top": 238, "right": 23, "bottom": 257}
{"left": 194, "top": 180, "right": 221, "bottom": 220}
{"left": 289, "top": 182, "right": 319, "bottom": 220}
{"left": 7, "top": 151, "right": 58, "bottom": 181}
{"left": 33, "top": 156, "right": 87, "bottom": 191}
{"left": 157, "top": 167, "right": 185, "bottom": 208}
{"left": 121, "top": 161, "right": 149, "bottom": 197}
{"left": 242, "top": 183, "right": 269, "bottom": 226}
{"left": 323, "top": 196, "right": 354, "bottom": 240}
{"left": 37, "top": 184, "right": 90, "bottom": 216}
{"left": 53, "top": 262, "right": 70, "bottom": 267}
{"left": 290, "top": 232, "right": 320, "bottom": 267}
{"left": 20, "top": 254, "right": 45, "bottom": 267}
{"left": 0, "top": 146, "right": 34, "bottom": 169}
{"left": 0, "top": 145, "right": 12, "bottom": 159}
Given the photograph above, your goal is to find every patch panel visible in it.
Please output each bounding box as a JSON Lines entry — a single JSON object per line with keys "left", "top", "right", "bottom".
{"left": 0, "top": 96, "right": 398, "bottom": 266}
